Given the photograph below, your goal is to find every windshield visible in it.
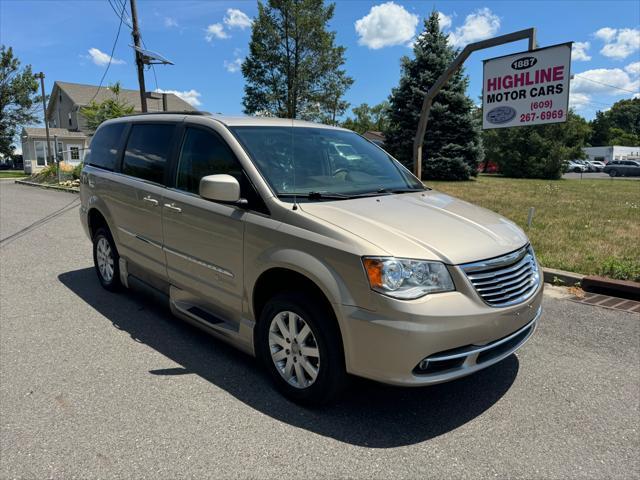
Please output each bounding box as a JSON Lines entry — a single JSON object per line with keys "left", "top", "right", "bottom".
{"left": 230, "top": 126, "right": 423, "bottom": 198}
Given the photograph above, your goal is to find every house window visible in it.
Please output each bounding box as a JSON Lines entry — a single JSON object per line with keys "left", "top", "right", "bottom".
{"left": 70, "top": 146, "right": 80, "bottom": 161}
{"left": 34, "top": 141, "right": 47, "bottom": 166}
{"left": 68, "top": 112, "right": 72, "bottom": 126}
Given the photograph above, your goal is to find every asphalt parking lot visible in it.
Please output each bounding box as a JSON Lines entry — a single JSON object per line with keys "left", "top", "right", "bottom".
{"left": 562, "top": 171, "right": 640, "bottom": 180}
{"left": 1, "top": 180, "right": 639, "bottom": 479}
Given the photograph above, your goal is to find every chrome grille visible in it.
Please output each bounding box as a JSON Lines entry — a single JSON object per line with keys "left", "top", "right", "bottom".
{"left": 461, "top": 246, "right": 540, "bottom": 307}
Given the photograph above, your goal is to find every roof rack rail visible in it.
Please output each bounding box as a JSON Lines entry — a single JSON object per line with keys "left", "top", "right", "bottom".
{"left": 129, "top": 110, "right": 211, "bottom": 116}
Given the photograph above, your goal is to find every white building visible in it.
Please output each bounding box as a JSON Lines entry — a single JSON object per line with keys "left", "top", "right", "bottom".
{"left": 583, "top": 146, "right": 640, "bottom": 163}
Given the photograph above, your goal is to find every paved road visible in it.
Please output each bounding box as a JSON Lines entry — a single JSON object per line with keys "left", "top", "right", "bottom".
{"left": 1, "top": 180, "right": 639, "bottom": 479}
{"left": 562, "top": 172, "right": 640, "bottom": 180}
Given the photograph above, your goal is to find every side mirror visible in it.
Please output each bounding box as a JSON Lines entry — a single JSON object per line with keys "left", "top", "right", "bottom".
{"left": 199, "top": 174, "right": 241, "bottom": 203}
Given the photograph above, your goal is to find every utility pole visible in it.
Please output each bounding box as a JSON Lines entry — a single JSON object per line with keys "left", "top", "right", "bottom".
{"left": 129, "top": 0, "right": 147, "bottom": 112}
{"left": 34, "top": 72, "right": 53, "bottom": 165}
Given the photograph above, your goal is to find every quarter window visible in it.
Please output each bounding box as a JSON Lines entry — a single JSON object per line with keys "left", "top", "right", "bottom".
{"left": 122, "top": 123, "right": 175, "bottom": 184}
{"left": 86, "top": 123, "right": 126, "bottom": 171}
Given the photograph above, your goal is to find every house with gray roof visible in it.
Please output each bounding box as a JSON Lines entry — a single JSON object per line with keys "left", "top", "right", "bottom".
{"left": 21, "top": 81, "right": 195, "bottom": 173}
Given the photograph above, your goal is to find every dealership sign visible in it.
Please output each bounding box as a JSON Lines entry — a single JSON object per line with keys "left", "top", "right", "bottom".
{"left": 482, "top": 42, "right": 572, "bottom": 129}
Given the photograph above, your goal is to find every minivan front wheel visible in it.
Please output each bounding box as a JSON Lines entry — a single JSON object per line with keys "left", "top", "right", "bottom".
{"left": 257, "top": 292, "right": 347, "bottom": 405}
{"left": 93, "top": 227, "right": 122, "bottom": 291}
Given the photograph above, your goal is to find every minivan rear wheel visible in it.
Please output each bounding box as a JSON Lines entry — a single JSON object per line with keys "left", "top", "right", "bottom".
{"left": 609, "top": 169, "right": 618, "bottom": 177}
{"left": 93, "top": 227, "right": 122, "bottom": 292}
{"left": 257, "top": 292, "right": 347, "bottom": 405}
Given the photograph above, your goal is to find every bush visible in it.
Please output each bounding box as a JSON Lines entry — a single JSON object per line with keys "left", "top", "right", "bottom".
{"left": 72, "top": 163, "right": 83, "bottom": 179}
{"left": 36, "top": 163, "right": 58, "bottom": 179}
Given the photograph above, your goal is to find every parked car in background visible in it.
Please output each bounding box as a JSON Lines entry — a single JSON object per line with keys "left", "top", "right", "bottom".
{"left": 566, "top": 160, "right": 587, "bottom": 173}
{"left": 79, "top": 113, "right": 542, "bottom": 405}
{"left": 585, "top": 160, "right": 605, "bottom": 172}
{"left": 603, "top": 160, "right": 640, "bottom": 177}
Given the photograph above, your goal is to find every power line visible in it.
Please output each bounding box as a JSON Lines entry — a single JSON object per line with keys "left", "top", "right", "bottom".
{"left": 573, "top": 74, "right": 639, "bottom": 95}
{"left": 107, "top": 0, "right": 132, "bottom": 29}
{"left": 88, "top": 0, "right": 127, "bottom": 104}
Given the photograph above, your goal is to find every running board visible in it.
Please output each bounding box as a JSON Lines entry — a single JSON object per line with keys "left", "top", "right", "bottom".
{"left": 172, "top": 299, "right": 239, "bottom": 334}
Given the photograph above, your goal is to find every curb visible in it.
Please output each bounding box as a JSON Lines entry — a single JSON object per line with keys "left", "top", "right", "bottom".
{"left": 542, "top": 267, "right": 584, "bottom": 287}
{"left": 581, "top": 276, "right": 640, "bottom": 301}
{"left": 14, "top": 179, "right": 79, "bottom": 194}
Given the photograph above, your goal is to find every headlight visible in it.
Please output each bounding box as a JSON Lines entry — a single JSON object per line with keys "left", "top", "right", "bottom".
{"left": 362, "top": 257, "right": 455, "bottom": 299}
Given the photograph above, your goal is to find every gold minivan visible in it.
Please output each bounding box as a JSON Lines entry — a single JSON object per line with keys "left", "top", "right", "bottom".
{"left": 80, "top": 113, "right": 542, "bottom": 404}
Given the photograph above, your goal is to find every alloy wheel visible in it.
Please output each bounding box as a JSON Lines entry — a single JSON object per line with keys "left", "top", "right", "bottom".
{"left": 96, "top": 236, "right": 115, "bottom": 282}
{"left": 268, "top": 310, "right": 320, "bottom": 389}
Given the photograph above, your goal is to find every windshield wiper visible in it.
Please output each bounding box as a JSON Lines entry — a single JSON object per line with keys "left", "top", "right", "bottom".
{"left": 375, "top": 187, "right": 427, "bottom": 194}
{"left": 278, "top": 191, "right": 354, "bottom": 200}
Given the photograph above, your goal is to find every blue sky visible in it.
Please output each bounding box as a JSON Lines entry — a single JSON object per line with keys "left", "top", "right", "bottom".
{"left": 1, "top": 0, "right": 639, "bottom": 122}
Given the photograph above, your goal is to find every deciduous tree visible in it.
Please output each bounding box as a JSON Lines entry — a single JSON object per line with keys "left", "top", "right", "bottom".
{"left": 80, "top": 82, "right": 134, "bottom": 132}
{"left": 0, "top": 45, "right": 40, "bottom": 157}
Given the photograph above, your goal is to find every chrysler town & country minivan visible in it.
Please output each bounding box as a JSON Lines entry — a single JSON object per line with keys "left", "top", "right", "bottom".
{"left": 80, "top": 112, "right": 542, "bottom": 404}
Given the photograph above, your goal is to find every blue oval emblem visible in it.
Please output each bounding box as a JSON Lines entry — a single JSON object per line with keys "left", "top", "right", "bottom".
{"left": 511, "top": 56, "right": 537, "bottom": 70}
{"left": 486, "top": 106, "right": 517, "bottom": 125}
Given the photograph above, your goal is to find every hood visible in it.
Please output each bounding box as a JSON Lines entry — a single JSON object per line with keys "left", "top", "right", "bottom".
{"left": 299, "top": 191, "right": 528, "bottom": 265}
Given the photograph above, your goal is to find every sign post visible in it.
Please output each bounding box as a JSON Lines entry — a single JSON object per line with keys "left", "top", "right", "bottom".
{"left": 482, "top": 42, "right": 572, "bottom": 129}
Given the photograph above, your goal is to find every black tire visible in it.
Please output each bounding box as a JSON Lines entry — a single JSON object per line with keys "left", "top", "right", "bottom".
{"left": 256, "top": 292, "right": 348, "bottom": 406}
{"left": 609, "top": 169, "right": 618, "bottom": 177}
{"left": 92, "top": 227, "right": 122, "bottom": 292}
{"left": 573, "top": 167, "right": 581, "bottom": 173}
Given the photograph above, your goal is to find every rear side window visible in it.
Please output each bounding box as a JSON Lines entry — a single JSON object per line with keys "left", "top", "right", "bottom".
{"left": 122, "top": 124, "right": 175, "bottom": 184}
{"left": 86, "top": 123, "right": 125, "bottom": 170}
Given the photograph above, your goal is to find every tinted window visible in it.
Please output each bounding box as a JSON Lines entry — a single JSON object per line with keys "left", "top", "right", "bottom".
{"left": 86, "top": 122, "right": 125, "bottom": 170}
{"left": 122, "top": 124, "right": 175, "bottom": 184}
{"left": 176, "top": 128, "right": 242, "bottom": 193}
{"left": 176, "top": 128, "right": 269, "bottom": 213}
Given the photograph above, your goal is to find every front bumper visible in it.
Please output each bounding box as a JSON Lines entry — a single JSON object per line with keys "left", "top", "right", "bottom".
{"left": 339, "top": 279, "right": 543, "bottom": 386}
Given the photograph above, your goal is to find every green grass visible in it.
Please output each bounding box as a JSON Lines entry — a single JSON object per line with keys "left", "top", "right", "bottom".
{"left": 0, "top": 171, "right": 27, "bottom": 178}
{"left": 426, "top": 176, "right": 640, "bottom": 281}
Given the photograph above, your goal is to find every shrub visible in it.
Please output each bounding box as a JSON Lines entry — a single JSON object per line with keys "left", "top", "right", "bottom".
{"left": 72, "top": 163, "right": 83, "bottom": 180}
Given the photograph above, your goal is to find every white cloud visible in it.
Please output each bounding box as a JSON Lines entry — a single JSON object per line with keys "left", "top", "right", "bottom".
{"left": 595, "top": 27, "right": 617, "bottom": 42}
{"left": 88, "top": 47, "right": 125, "bottom": 66}
{"left": 355, "top": 2, "right": 419, "bottom": 50}
{"left": 569, "top": 92, "right": 591, "bottom": 110}
{"left": 224, "top": 58, "right": 243, "bottom": 73}
{"left": 224, "top": 8, "right": 252, "bottom": 29}
{"left": 572, "top": 68, "right": 640, "bottom": 95}
{"left": 205, "top": 23, "right": 229, "bottom": 41}
{"left": 625, "top": 61, "right": 640, "bottom": 75}
{"left": 596, "top": 27, "right": 640, "bottom": 59}
{"left": 154, "top": 88, "right": 202, "bottom": 107}
{"left": 438, "top": 11, "right": 452, "bottom": 30}
{"left": 448, "top": 8, "right": 500, "bottom": 48}
{"left": 164, "top": 17, "right": 178, "bottom": 28}
{"left": 572, "top": 41, "right": 591, "bottom": 61}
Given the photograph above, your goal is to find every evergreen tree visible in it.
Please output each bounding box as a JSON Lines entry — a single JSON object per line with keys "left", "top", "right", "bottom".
{"left": 384, "top": 11, "right": 482, "bottom": 180}
{"left": 241, "top": 0, "right": 353, "bottom": 123}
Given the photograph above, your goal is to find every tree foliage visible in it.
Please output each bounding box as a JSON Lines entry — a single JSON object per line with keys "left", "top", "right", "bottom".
{"left": 341, "top": 101, "right": 389, "bottom": 134}
{"left": 0, "top": 45, "right": 41, "bottom": 157}
{"left": 384, "top": 11, "right": 483, "bottom": 181}
{"left": 483, "top": 111, "right": 591, "bottom": 179}
{"left": 79, "top": 82, "right": 134, "bottom": 132}
{"left": 589, "top": 98, "right": 640, "bottom": 146}
{"left": 241, "top": 0, "right": 353, "bottom": 123}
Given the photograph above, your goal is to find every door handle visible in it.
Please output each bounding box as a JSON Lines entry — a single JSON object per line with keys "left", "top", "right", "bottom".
{"left": 143, "top": 196, "right": 159, "bottom": 206}
{"left": 163, "top": 203, "right": 182, "bottom": 213}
